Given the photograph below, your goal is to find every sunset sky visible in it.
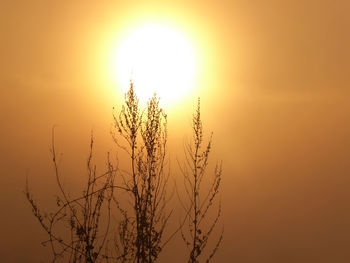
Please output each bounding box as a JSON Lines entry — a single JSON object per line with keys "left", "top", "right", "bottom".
{"left": 1, "top": 1, "right": 350, "bottom": 262}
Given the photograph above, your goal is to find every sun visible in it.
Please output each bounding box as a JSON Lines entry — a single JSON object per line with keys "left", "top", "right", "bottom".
{"left": 112, "top": 22, "right": 198, "bottom": 105}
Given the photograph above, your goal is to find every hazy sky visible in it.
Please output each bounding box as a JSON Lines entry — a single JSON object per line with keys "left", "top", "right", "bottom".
{"left": 1, "top": 1, "right": 350, "bottom": 262}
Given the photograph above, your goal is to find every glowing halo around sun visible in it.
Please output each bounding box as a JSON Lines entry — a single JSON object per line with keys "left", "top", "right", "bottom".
{"left": 112, "top": 22, "right": 198, "bottom": 105}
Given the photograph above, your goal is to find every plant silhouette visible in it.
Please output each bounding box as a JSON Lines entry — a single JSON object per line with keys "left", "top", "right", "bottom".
{"left": 26, "top": 132, "right": 117, "bottom": 262}
{"left": 178, "top": 99, "right": 223, "bottom": 263}
{"left": 112, "top": 82, "right": 171, "bottom": 263}
{"left": 26, "top": 82, "right": 223, "bottom": 263}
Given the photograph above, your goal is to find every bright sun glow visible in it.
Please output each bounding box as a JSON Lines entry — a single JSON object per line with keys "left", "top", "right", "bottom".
{"left": 113, "top": 22, "right": 197, "bottom": 104}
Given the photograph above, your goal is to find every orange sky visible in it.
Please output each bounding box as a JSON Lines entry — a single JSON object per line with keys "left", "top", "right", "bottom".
{"left": 1, "top": 1, "right": 350, "bottom": 262}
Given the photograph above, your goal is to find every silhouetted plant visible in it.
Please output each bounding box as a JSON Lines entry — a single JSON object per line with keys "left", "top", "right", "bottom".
{"left": 112, "top": 81, "right": 172, "bottom": 263}
{"left": 26, "top": 82, "right": 223, "bottom": 263}
{"left": 26, "top": 132, "right": 118, "bottom": 262}
{"left": 178, "top": 99, "right": 223, "bottom": 263}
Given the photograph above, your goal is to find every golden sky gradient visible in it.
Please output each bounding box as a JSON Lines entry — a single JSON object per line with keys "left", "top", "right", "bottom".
{"left": 1, "top": 1, "right": 350, "bottom": 262}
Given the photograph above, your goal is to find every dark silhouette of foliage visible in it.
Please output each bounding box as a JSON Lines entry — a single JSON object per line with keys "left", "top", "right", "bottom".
{"left": 178, "top": 99, "right": 223, "bottom": 263}
{"left": 26, "top": 82, "right": 223, "bottom": 263}
{"left": 112, "top": 82, "right": 171, "bottom": 263}
{"left": 26, "top": 132, "right": 118, "bottom": 262}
